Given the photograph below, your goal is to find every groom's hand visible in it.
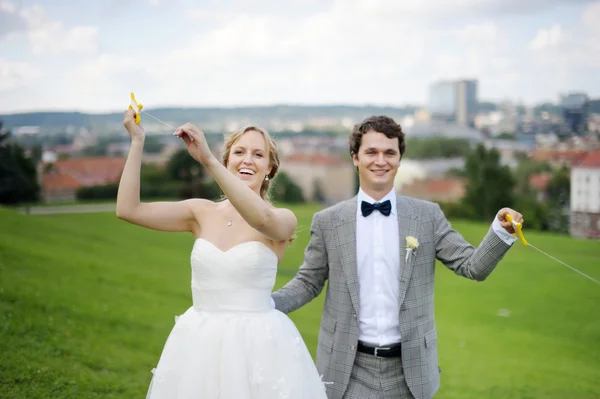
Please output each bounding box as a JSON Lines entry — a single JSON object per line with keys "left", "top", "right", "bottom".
{"left": 496, "top": 208, "right": 523, "bottom": 235}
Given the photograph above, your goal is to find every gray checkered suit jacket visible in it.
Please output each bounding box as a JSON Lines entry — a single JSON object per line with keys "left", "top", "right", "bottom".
{"left": 272, "top": 195, "right": 511, "bottom": 399}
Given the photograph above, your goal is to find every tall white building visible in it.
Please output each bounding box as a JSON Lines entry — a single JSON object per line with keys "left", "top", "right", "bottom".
{"left": 570, "top": 150, "right": 600, "bottom": 238}
{"left": 455, "top": 80, "right": 478, "bottom": 127}
{"left": 428, "top": 79, "right": 478, "bottom": 127}
{"left": 428, "top": 81, "right": 456, "bottom": 122}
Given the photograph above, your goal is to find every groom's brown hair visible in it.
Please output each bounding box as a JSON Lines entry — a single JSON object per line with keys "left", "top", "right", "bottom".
{"left": 349, "top": 115, "right": 406, "bottom": 158}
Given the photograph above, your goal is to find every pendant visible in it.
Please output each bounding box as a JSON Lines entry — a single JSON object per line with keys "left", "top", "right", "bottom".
{"left": 227, "top": 220, "right": 232, "bottom": 227}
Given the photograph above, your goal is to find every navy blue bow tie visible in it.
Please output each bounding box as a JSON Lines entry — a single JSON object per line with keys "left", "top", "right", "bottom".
{"left": 361, "top": 200, "right": 392, "bottom": 217}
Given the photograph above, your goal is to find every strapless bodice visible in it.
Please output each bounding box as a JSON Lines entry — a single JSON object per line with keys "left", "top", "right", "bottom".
{"left": 190, "top": 238, "right": 278, "bottom": 312}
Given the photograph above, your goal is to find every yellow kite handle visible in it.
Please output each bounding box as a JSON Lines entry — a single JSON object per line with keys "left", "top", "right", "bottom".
{"left": 128, "top": 92, "right": 144, "bottom": 124}
{"left": 505, "top": 214, "right": 528, "bottom": 246}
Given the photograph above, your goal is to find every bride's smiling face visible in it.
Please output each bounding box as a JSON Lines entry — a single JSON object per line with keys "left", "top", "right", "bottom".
{"left": 226, "top": 129, "right": 272, "bottom": 192}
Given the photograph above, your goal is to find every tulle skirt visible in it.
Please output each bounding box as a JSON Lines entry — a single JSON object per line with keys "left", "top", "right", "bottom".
{"left": 145, "top": 306, "right": 328, "bottom": 399}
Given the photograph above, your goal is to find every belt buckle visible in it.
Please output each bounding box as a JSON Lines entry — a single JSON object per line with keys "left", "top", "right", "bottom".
{"left": 373, "top": 346, "right": 390, "bottom": 357}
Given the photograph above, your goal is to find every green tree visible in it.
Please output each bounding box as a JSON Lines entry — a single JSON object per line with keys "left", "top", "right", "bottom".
{"left": 545, "top": 165, "right": 571, "bottom": 234}
{"left": 545, "top": 165, "right": 570, "bottom": 206}
{"left": 166, "top": 149, "right": 204, "bottom": 182}
{"left": 514, "top": 193, "right": 549, "bottom": 231}
{"left": 312, "top": 178, "right": 326, "bottom": 203}
{"left": 462, "top": 144, "right": 515, "bottom": 221}
{"left": 143, "top": 136, "right": 164, "bottom": 154}
{"left": 404, "top": 137, "right": 472, "bottom": 159}
{"left": 0, "top": 122, "right": 40, "bottom": 205}
{"left": 164, "top": 149, "right": 221, "bottom": 200}
{"left": 139, "top": 163, "right": 183, "bottom": 199}
{"left": 30, "top": 144, "right": 43, "bottom": 164}
{"left": 271, "top": 172, "right": 305, "bottom": 203}
{"left": 496, "top": 132, "right": 516, "bottom": 140}
{"left": 514, "top": 158, "right": 552, "bottom": 195}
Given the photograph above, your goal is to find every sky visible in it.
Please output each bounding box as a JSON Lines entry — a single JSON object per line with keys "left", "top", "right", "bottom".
{"left": 1, "top": 0, "right": 599, "bottom": 113}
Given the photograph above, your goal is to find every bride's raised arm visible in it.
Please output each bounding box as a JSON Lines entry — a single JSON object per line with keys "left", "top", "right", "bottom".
{"left": 116, "top": 109, "right": 207, "bottom": 233}
{"left": 174, "top": 123, "right": 297, "bottom": 242}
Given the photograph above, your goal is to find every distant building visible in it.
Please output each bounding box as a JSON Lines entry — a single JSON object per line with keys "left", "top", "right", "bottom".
{"left": 414, "top": 108, "right": 431, "bottom": 122}
{"left": 41, "top": 156, "right": 126, "bottom": 203}
{"left": 561, "top": 92, "right": 589, "bottom": 135}
{"left": 406, "top": 120, "right": 484, "bottom": 142}
{"left": 531, "top": 149, "right": 588, "bottom": 168}
{"left": 398, "top": 178, "right": 466, "bottom": 203}
{"left": 570, "top": 150, "right": 600, "bottom": 239}
{"left": 455, "top": 80, "right": 478, "bottom": 128}
{"left": 42, "top": 173, "right": 82, "bottom": 203}
{"left": 529, "top": 173, "right": 553, "bottom": 202}
{"left": 428, "top": 79, "right": 478, "bottom": 127}
{"left": 588, "top": 113, "right": 600, "bottom": 133}
{"left": 428, "top": 81, "right": 456, "bottom": 122}
{"left": 280, "top": 153, "right": 355, "bottom": 205}
{"left": 13, "top": 126, "right": 40, "bottom": 136}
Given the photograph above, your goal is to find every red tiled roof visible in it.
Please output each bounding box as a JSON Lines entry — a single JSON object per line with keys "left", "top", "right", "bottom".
{"left": 401, "top": 178, "right": 465, "bottom": 196}
{"left": 50, "top": 156, "right": 126, "bottom": 186}
{"left": 43, "top": 173, "right": 82, "bottom": 190}
{"left": 529, "top": 173, "right": 553, "bottom": 191}
{"left": 284, "top": 153, "right": 348, "bottom": 166}
{"left": 574, "top": 150, "right": 600, "bottom": 168}
{"left": 531, "top": 150, "right": 587, "bottom": 164}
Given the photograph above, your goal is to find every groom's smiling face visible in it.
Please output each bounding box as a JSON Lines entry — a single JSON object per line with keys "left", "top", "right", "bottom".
{"left": 352, "top": 130, "right": 401, "bottom": 195}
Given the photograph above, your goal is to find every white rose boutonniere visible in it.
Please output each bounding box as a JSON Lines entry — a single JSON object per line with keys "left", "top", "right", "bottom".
{"left": 405, "top": 236, "right": 419, "bottom": 262}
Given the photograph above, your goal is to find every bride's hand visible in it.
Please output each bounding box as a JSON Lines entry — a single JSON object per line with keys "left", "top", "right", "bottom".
{"left": 174, "top": 123, "right": 215, "bottom": 165}
{"left": 123, "top": 109, "right": 145, "bottom": 141}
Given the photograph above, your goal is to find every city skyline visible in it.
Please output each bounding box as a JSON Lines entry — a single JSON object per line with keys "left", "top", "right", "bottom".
{"left": 1, "top": 0, "right": 599, "bottom": 113}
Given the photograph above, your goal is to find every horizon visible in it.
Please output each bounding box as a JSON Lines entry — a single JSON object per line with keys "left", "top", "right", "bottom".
{"left": 0, "top": 97, "right": 592, "bottom": 116}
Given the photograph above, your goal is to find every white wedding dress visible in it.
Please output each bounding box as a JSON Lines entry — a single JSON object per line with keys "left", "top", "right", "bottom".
{"left": 145, "top": 238, "right": 328, "bottom": 399}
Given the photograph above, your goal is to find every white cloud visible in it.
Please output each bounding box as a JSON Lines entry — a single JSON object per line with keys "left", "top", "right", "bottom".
{"left": 65, "top": 3, "right": 533, "bottom": 109}
{"left": 0, "top": 0, "right": 16, "bottom": 13}
{"left": 582, "top": 1, "right": 600, "bottom": 35}
{"left": 526, "top": 2, "right": 600, "bottom": 75}
{"left": 19, "top": 5, "right": 45, "bottom": 28}
{"left": 320, "top": 0, "right": 598, "bottom": 26}
{"left": 573, "top": 1, "right": 600, "bottom": 68}
{"left": 0, "top": 59, "right": 41, "bottom": 91}
{"left": 455, "top": 22, "right": 499, "bottom": 42}
{"left": 0, "top": 0, "right": 27, "bottom": 39}
{"left": 66, "top": 54, "right": 164, "bottom": 112}
{"left": 2, "top": 0, "right": 599, "bottom": 112}
{"left": 19, "top": 5, "right": 99, "bottom": 55}
{"left": 530, "top": 25, "right": 565, "bottom": 50}
{"left": 186, "top": 9, "right": 210, "bottom": 20}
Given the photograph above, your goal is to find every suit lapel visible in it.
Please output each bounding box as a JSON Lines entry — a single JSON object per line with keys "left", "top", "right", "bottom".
{"left": 336, "top": 197, "right": 360, "bottom": 316}
{"left": 397, "top": 196, "right": 420, "bottom": 308}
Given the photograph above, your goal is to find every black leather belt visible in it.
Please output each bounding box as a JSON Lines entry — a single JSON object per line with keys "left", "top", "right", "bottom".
{"left": 357, "top": 341, "right": 402, "bottom": 358}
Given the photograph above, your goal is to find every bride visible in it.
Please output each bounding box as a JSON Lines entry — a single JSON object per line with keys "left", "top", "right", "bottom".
{"left": 117, "top": 109, "right": 328, "bottom": 398}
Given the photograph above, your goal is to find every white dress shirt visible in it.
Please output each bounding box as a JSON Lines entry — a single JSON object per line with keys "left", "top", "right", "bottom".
{"left": 492, "top": 216, "right": 517, "bottom": 245}
{"left": 356, "top": 188, "right": 402, "bottom": 346}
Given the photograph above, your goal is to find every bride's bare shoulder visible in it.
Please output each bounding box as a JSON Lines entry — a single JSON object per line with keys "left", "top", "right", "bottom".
{"left": 186, "top": 198, "right": 220, "bottom": 213}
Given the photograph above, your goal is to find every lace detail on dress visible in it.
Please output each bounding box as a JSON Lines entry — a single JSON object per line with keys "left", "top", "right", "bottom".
{"left": 250, "top": 362, "right": 265, "bottom": 385}
{"left": 271, "top": 377, "right": 290, "bottom": 398}
{"left": 264, "top": 323, "right": 274, "bottom": 340}
{"left": 292, "top": 336, "right": 302, "bottom": 358}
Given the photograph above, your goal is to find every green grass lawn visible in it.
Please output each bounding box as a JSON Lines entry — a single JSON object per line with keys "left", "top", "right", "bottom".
{"left": 1, "top": 205, "right": 599, "bottom": 398}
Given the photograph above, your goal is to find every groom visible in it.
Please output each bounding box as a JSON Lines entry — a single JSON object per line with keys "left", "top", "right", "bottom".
{"left": 272, "top": 115, "right": 522, "bottom": 399}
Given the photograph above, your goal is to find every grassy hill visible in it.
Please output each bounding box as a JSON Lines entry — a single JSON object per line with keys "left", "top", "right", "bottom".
{"left": 1, "top": 205, "right": 599, "bottom": 398}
